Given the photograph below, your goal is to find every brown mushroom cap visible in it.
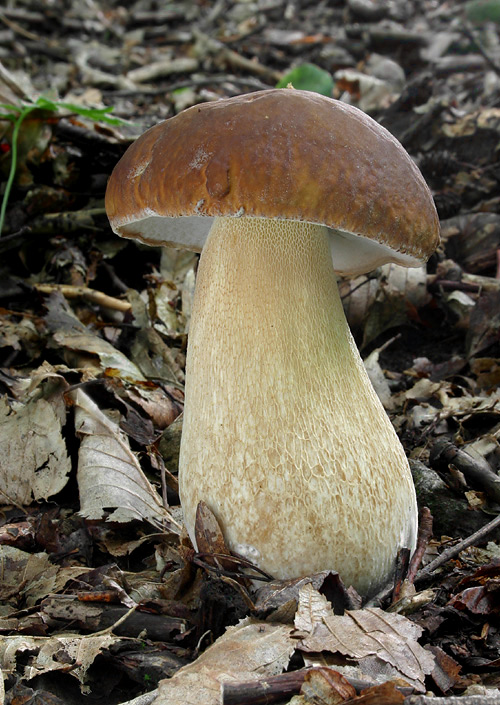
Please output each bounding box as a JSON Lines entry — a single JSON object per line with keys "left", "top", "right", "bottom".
{"left": 105, "top": 89, "right": 439, "bottom": 276}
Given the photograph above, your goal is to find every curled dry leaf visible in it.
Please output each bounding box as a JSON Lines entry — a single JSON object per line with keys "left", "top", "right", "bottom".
{"left": 194, "top": 500, "right": 234, "bottom": 569}
{"left": 362, "top": 265, "right": 430, "bottom": 348}
{"left": 299, "top": 667, "right": 357, "bottom": 704}
{"left": 45, "top": 292, "right": 145, "bottom": 381}
{"left": 448, "top": 584, "right": 500, "bottom": 616}
{"left": 0, "top": 546, "right": 92, "bottom": 610}
{"left": 295, "top": 585, "right": 435, "bottom": 692}
{"left": 71, "top": 388, "right": 181, "bottom": 532}
{"left": 345, "top": 681, "right": 406, "bottom": 705}
{"left": 467, "top": 290, "right": 500, "bottom": 357}
{"left": 0, "top": 632, "right": 120, "bottom": 689}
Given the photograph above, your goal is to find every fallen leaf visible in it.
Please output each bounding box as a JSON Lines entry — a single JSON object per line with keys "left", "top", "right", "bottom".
{"left": 71, "top": 388, "right": 180, "bottom": 531}
{"left": 45, "top": 292, "right": 146, "bottom": 381}
{"left": 0, "top": 631, "right": 120, "bottom": 689}
{"left": 0, "top": 393, "right": 71, "bottom": 505}
{"left": 153, "top": 617, "right": 295, "bottom": 705}
{"left": 295, "top": 585, "right": 435, "bottom": 692}
{"left": 345, "top": 681, "right": 405, "bottom": 705}
{"left": 299, "top": 667, "right": 357, "bottom": 704}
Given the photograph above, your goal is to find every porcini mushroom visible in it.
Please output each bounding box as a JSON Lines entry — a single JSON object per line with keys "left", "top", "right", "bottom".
{"left": 105, "top": 89, "right": 440, "bottom": 597}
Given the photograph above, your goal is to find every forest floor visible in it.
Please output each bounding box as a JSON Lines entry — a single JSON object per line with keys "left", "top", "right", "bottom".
{"left": 1, "top": 1, "right": 500, "bottom": 704}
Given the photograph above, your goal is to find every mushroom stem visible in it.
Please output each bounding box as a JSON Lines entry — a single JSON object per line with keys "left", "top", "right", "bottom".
{"left": 179, "top": 216, "right": 417, "bottom": 596}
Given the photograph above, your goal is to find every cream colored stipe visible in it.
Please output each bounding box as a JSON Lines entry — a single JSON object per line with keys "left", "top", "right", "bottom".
{"left": 179, "top": 216, "right": 417, "bottom": 596}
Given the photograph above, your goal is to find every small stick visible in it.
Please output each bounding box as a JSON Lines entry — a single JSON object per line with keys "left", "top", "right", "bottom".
{"left": 416, "top": 513, "right": 500, "bottom": 583}
{"left": 430, "top": 439, "right": 500, "bottom": 504}
{"left": 391, "top": 548, "right": 410, "bottom": 603}
{"left": 34, "top": 283, "right": 131, "bottom": 312}
{"left": 406, "top": 507, "right": 433, "bottom": 585}
{"left": 222, "top": 668, "right": 414, "bottom": 705}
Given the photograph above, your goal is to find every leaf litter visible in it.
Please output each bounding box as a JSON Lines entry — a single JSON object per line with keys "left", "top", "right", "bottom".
{"left": 1, "top": 0, "right": 500, "bottom": 703}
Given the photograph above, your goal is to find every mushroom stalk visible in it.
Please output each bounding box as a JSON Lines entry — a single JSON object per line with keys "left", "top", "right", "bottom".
{"left": 179, "top": 216, "right": 417, "bottom": 596}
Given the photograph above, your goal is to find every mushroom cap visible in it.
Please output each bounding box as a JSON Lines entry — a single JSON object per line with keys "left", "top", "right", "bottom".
{"left": 105, "top": 89, "right": 440, "bottom": 276}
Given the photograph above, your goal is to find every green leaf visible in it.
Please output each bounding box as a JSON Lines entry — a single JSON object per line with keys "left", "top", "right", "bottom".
{"left": 466, "top": 0, "right": 500, "bottom": 24}
{"left": 56, "top": 101, "right": 126, "bottom": 125}
{"left": 0, "top": 94, "right": 129, "bottom": 235}
{"left": 276, "top": 63, "right": 334, "bottom": 97}
{"left": 0, "top": 97, "right": 126, "bottom": 126}
{"left": 34, "top": 96, "right": 59, "bottom": 112}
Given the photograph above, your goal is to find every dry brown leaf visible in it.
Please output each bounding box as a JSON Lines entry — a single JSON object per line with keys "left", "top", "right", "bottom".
{"left": 71, "top": 388, "right": 181, "bottom": 531}
{"left": 0, "top": 546, "right": 91, "bottom": 608}
{"left": 340, "top": 264, "right": 429, "bottom": 338}
{"left": 299, "top": 667, "right": 357, "bottom": 704}
{"left": 295, "top": 585, "right": 434, "bottom": 692}
{"left": 0, "top": 395, "right": 71, "bottom": 505}
{"left": 153, "top": 617, "right": 295, "bottom": 705}
{"left": 45, "top": 292, "right": 145, "bottom": 381}
{"left": 0, "top": 632, "right": 120, "bottom": 689}
{"left": 345, "top": 681, "right": 405, "bottom": 705}
{"left": 194, "top": 500, "right": 233, "bottom": 569}
{"left": 0, "top": 546, "right": 59, "bottom": 606}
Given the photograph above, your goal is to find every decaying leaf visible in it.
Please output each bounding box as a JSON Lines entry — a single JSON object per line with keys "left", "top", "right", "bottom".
{"left": 153, "top": 617, "right": 295, "bottom": 705}
{"left": 295, "top": 666, "right": 357, "bottom": 704}
{"left": 45, "top": 292, "right": 146, "bottom": 380}
{"left": 467, "top": 290, "right": 500, "bottom": 356}
{"left": 195, "top": 500, "right": 233, "bottom": 569}
{"left": 71, "top": 388, "right": 180, "bottom": 531}
{"left": 344, "top": 681, "right": 406, "bottom": 705}
{"left": 0, "top": 545, "right": 59, "bottom": 606}
{"left": 0, "top": 393, "right": 71, "bottom": 506}
{"left": 340, "top": 264, "right": 430, "bottom": 340}
{"left": 0, "top": 631, "right": 120, "bottom": 690}
{"left": 361, "top": 265, "right": 430, "bottom": 348}
{"left": 295, "top": 585, "right": 435, "bottom": 692}
{"left": 0, "top": 546, "right": 90, "bottom": 609}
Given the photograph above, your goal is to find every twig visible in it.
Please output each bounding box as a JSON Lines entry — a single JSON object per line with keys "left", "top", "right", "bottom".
{"left": 221, "top": 667, "right": 414, "bottom": 705}
{"left": 109, "top": 74, "right": 273, "bottom": 98}
{"left": 126, "top": 57, "right": 199, "bottom": 84}
{"left": 462, "top": 21, "right": 500, "bottom": 76}
{"left": 0, "top": 11, "right": 41, "bottom": 41}
{"left": 34, "top": 283, "right": 131, "bottom": 312}
{"left": 430, "top": 439, "right": 500, "bottom": 505}
{"left": 193, "top": 28, "right": 282, "bottom": 83}
{"left": 415, "top": 512, "right": 500, "bottom": 583}
{"left": 406, "top": 507, "right": 433, "bottom": 585}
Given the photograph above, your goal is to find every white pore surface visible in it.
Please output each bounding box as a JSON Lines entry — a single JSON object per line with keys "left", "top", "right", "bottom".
{"left": 117, "top": 215, "right": 422, "bottom": 274}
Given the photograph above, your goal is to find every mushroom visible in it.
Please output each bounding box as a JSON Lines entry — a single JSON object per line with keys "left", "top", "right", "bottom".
{"left": 105, "top": 89, "right": 440, "bottom": 597}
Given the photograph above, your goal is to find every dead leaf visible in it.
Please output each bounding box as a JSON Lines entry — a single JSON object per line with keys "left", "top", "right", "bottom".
{"left": 45, "top": 292, "right": 146, "bottom": 381}
{"left": 0, "top": 546, "right": 59, "bottom": 607}
{"left": 0, "top": 632, "right": 120, "bottom": 689}
{"left": 299, "top": 667, "right": 357, "bottom": 704}
{"left": 153, "top": 617, "right": 295, "bottom": 705}
{"left": 448, "top": 585, "right": 500, "bottom": 615}
{"left": 295, "top": 585, "right": 435, "bottom": 692}
{"left": 71, "top": 388, "right": 180, "bottom": 531}
{"left": 467, "top": 291, "right": 500, "bottom": 356}
{"left": 195, "top": 500, "right": 233, "bottom": 569}
{"left": 426, "top": 645, "right": 463, "bottom": 693}
{"left": 0, "top": 393, "right": 71, "bottom": 506}
{"left": 345, "top": 681, "right": 405, "bottom": 705}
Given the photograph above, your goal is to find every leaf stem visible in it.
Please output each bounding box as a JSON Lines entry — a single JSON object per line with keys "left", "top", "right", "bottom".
{"left": 0, "top": 105, "right": 36, "bottom": 236}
